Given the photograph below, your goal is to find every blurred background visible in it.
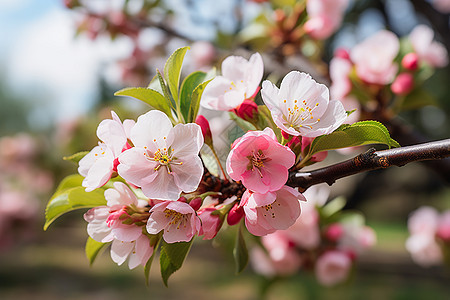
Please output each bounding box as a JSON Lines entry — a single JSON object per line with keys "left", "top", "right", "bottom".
{"left": 0, "top": 0, "right": 449, "bottom": 299}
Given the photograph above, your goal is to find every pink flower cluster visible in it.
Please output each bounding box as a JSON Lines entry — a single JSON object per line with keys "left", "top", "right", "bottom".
{"left": 304, "top": 0, "right": 350, "bottom": 40}
{"left": 405, "top": 206, "right": 450, "bottom": 267}
{"left": 250, "top": 185, "right": 376, "bottom": 286}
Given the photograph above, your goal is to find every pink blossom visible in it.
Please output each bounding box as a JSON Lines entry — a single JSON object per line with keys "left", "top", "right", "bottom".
{"left": 402, "top": 53, "right": 419, "bottom": 71}
{"left": 226, "top": 128, "right": 295, "bottom": 193}
{"left": 431, "top": 0, "right": 450, "bottom": 14}
{"left": 242, "top": 186, "right": 304, "bottom": 236}
{"left": 198, "top": 207, "right": 222, "bottom": 240}
{"left": 350, "top": 30, "right": 399, "bottom": 85}
{"left": 200, "top": 53, "right": 264, "bottom": 111}
{"left": 190, "top": 41, "right": 216, "bottom": 70}
{"left": 407, "top": 206, "right": 439, "bottom": 235}
{"left": 409, "top": 25, "right": 448, "bottom": 68}
{"left": 437, "top": 210, "right": 450, "bottom": 241}
{"left": 83, "top": 182, "right": 153, "bottom": 269}
{"left": 315, "top": 250, "right": 352, "bottom": 286}
{"left": 250, "top": 232, "right": 302, "bottom": 277}
{"left": 329, "top": 56, "right": 353, "bottom": 99}
{"left": 305, "top": 0, "right": 349, "bottom": 39}
{"left": 262, "top": 71, "right": 347, "bottom": 138}
{"left": 146, "top": 200, "right": 201, "bottom": 243}
{"left": 391, "top": 73, "right": 414, "bottom": 95}
{"left": 338, "top": 223, "right": 377, "bottom": 256}
{"left": 79, "top": 111, "right": 135, "bottom": 192}
{"left": 406, "top": 233, "right": 443, "bottom": 267}
{"left": 118, "top": 110, "right": 204, "bottom": 200}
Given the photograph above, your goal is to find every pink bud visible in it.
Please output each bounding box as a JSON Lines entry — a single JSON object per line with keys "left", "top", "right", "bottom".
{"left": 233, "top": 100, "right": 258, "bottom": 122}
{"left": 227, "top": 203, "right": 244, "bottom": 226}
{"left": 198, "top": 208, "right": 223, "bottom": 240}
{"left": 391, "top": 73, "right": 414, "bottom": 95}
{"left": 189, "top": 197, "right": 202, "bottom": 211}
{"left": 402, "top": 53, "right": 419, "bottom": 71}
{"left": 325, "top": 223, "right": 344, "bottom": 242}
{"left": 436, "top": 211, "right": 450, "bottom": 242}
{"left": 195, "top": 115, "right": 213, "bottom": 146}
{"left": 334, "top": 48, "right": 350, "bottom": 60}
{"left": 177, "top": 196, "right": 188, "bottom": 203}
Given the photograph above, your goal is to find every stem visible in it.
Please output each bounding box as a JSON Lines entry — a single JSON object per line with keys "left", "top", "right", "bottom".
{"left": 211, "top": 147, "right": 229, "bottom": 183}
{"left": 288, "top": 139, "right": 450, "bottom": 192}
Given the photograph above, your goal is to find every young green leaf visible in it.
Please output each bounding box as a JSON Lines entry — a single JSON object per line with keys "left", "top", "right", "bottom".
{"left": 164, "top": 46, "right": 189, "bottom": 103}
{"left": 233, "top": 222, "right": 249, "bottom": 274}
{"left": 157, "top": 69, "right": 176, "bottom": 110}
{"left": 114, "top": 87, "right": 173, "bottom": 118}
{"left": 44, "top": 175, "right": 107, "bottom": 230}
{"left": 306, "top": 120, "right": 400, "bottom": 159}
{"left": 85, "top": 237, "right": 108, "bottom": 266}
{"left": 190, "top": 78, "right": 213, "bottom": 123}
{"left": 179, "top": 71, "right": 207, "bottom": 122}
{"left": 159, "top": 240, "right": 193, "bottom": 286}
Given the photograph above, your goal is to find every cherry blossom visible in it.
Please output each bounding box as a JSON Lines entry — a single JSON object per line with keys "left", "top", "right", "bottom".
{"left": 350, "top": 30, "right": 399, "bottom": 85}
{"left": 409, "top": 25, "right": 448, "bottom": 68}
{"left": 200, "top": 53, "right": 264, "bottom": 111}
{"left": 83, "top": 182, "right": 153, "bottom": 269}
{"left": 118, "top": 110, "right": 204, "bottom": 200}
{"left": 304, "top": 0, "right": 350, "bottom": 39}
{"left": 405, "top": 233, "right": 443, "bottom": 267}
{"left": 79, "top": 111, "right": 135, "bottom": 192}
{"left": 242, "top": 186, "right": 304, "bottom": 236}
{"left": 198, "top": 207, "right": 223, "bottom": 240}
{"left": 226, "top": 128, "right": 295, "bottom": 193}
{"left": 315, "top": 250, "right": 352, "bottom": 286}
{"left": 261, "top": 71, "right": 347, "bottom": 138}
{"left": 146, "top": 200, "right": 201, "bottom": 243}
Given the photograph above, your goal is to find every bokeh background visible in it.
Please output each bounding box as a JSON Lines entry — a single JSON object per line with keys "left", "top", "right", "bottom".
{"left": 0, "top": 0, "right": 449, "bottom": 299}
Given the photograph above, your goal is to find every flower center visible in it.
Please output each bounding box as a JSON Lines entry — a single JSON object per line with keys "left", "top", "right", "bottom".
{"left": 283, "top": 99, "right": 321, "bottom": 130}
{"left": 247, "top": 149, "right": 271, "bottom": 178}
{"left": 143, "top": 137, "right": 183, "bottom": 174}
{"left": 164, "top": 209, "right": 189, "bottom": 230}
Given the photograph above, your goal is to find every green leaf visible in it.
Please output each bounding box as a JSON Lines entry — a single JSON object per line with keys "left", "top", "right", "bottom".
{"left": 200, "top": 147, "right": 220, "bottom": 177}
{"left": 114, "top": 87, "right": 172, "bottom": 118}
{"left": 401, "top": 88, "right": 436, "bottom": 111}
{"left": 164, "top": 46, "right": 189, "bottom": 103}
{"left": 157, "top": 69, "right": 176, "bottom": 111}
{"left": 85, "top": 237, "right": 108, "bottom": 266}
{"left": 307, "top": 121, "right": 400, "bottom": 159}
{"left": 190, "top": 78, "right": 213, "bottom": 123}
{"left": 233, "top": 222, "right": 248, "bottom": 274}
{"left": 63, "top": 151, "right": 89, "bottom": 164}
{"left": 321, "top": 196, "right": 347, "bottom": 219}
{"left": 179, "top": 71, "right": 207, "bottom": 122}
{"left": 159, "top": 240, "right": 193, "bottom": 286}
{"left": 44, "top": 175, "right": 107, "bottom": 230}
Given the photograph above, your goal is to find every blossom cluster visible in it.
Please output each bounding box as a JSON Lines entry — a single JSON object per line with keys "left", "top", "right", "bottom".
{"left": 406, "top": 206, "right": 450, "bottom": 267}
{"left": 249, "top": 185, "right": 376, "bottom": 287}
{"left": 77, "top": 51, "right": 349, "bottom": 270}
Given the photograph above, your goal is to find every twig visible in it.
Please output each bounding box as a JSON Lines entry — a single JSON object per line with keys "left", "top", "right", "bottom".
{"left": 288, "top": 139, "right": 450, "bottom": 191}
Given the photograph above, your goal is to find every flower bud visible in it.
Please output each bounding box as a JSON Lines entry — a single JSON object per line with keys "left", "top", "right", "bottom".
{"left": 233, "top": 100, "right": 258, "bottom": 122}
{"left": 189, "top": 197, "right": 202, "bottom": 211}
{"left": 391, "top": 73, "right": 414, "bottom": 95}
{"left": 324, "top": 223, "right": 344, "bottom": 242}
{"left": 198, "top": 208, "right": 223, "bottom": 240}
{"left": 334, "top": 48, "right": 350, "bottom": 60}
{"left": 402, "top": 53, "right": 419, "bottom": 71}
{"left": 227, "top": 203, "right": 244, "bottom": 226}
{"left": 195, "top": 115, "right": 213, "bottom": 147}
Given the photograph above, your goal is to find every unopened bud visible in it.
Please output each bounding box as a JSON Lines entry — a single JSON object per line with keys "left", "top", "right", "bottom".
{"left": 195, "top": 115, "right": 213, "bottom": 147}
{"left": 189, "top": 197, "right": 203, "bottom": 211}
{"left": 402, "top": 53, "right": 419, "bottom": 71}
{"left": 178, "top": 196, "right": 188, "bottom": 203}
{"left": 334, "top": 48, "right": 350, "bottom": 60}
{"left": 233, "top": 100, "right": 258, "bottom": 122}
{"left": 227, "top": 203, "right": 244, "bottom": 226}
{"left": 325, "top": 223, "right": 344, "bottom": 242}
{"left": 391, "top": 73, "right": 414, "bottom": 95}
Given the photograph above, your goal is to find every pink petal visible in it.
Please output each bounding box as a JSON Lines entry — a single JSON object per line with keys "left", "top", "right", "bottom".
{"left": 111, "top": 239, "right": 134, "bottom": 266}
{"left": 130, "top": 110, "right": 173, "bottom": 149}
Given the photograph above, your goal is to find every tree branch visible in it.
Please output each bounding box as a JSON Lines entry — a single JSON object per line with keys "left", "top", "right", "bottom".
{"left": 288, "top": 139, "right": 450, "bottom": 191}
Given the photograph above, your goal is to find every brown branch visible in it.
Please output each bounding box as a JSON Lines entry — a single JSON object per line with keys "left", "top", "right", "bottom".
{"left": 288, "top": 139, "right": 450, "bottom": 191}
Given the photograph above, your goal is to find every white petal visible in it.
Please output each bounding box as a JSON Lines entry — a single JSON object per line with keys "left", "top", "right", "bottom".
{"left": 131, "top": 110, "right": 173, "bottom": 148}
{"left": 111, "top": 239, "right": 134, "bottom": 266}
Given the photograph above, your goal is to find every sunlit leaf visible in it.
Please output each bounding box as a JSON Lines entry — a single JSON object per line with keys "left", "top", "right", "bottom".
{"left": 114, "top": 87, "right": 172, "bottom": 118}
{"left": 164, "top": 46, "right": 189, "bottom": 103}
{"left": 63, "top": 151, "right": 89, "bottom": 164}
{"left": 85, "top": 237, "right": 108, "bottom": 266}
{"left": 179, "top": 71, "right": 207, "bottom": 122}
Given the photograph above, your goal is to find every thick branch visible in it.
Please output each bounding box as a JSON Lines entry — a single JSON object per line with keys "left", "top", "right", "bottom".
{"left": 288, "top": 139, "right": 450, "bottom": 191}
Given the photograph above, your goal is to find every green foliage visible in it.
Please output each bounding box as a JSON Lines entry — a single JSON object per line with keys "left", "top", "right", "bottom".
{"left": 164, "top": 46, "right": 189, "bottom": 104}
{"left": 114, "top": 87, "right": 173, "bottom": 118}
{"left": 401, "top": 88, "right": 436, "bottom": 111}
{"left": 63, "top": 151, "right": 89, "bottom": 164}
{"left": 44, "top": 174, "right": 107, "bottom": 230}
{"left": 179, "top": 71, "right": 207, "bottom": 122}
{"left": 233, "top": 222, "right": 249, "bottom": 274}
{"left": 159, "top": 240, "right": 193, "bottom": 286}
{"left": 303, "top": 121, "right": 400, "bottom": 162}
{"left": 85, "top": 237, "right": 108, "bottom": 266}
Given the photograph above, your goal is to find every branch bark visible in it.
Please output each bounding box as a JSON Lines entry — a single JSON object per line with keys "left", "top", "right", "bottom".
{"left": 288, "top": 139, "right": 450, "bottom": 191}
